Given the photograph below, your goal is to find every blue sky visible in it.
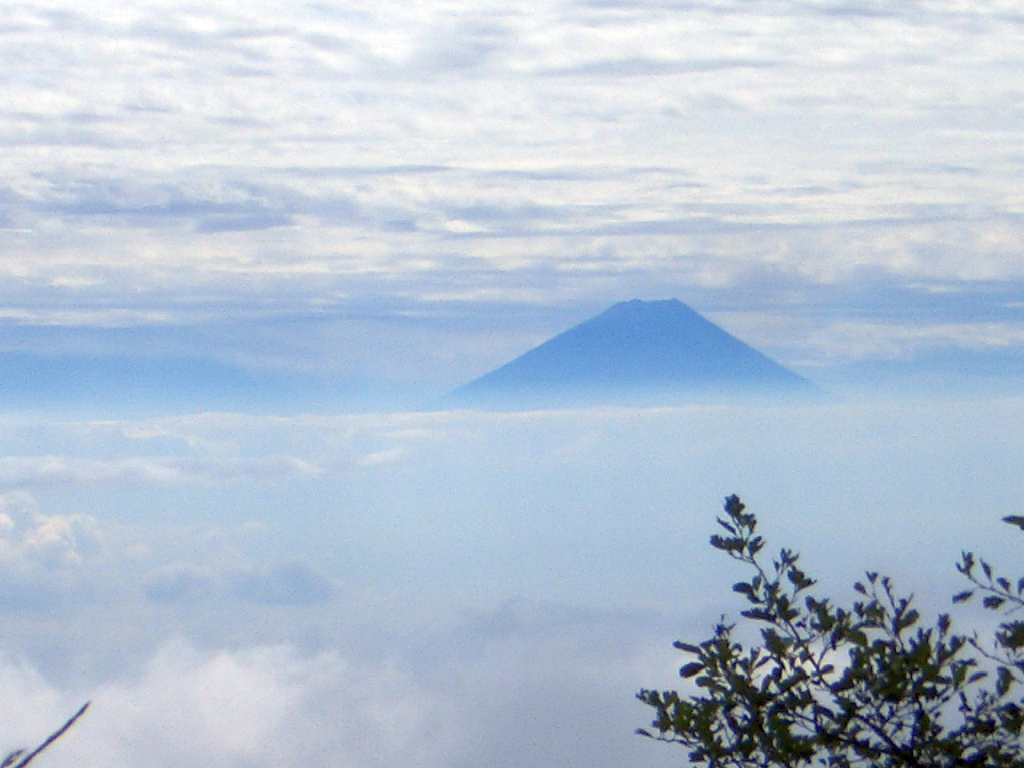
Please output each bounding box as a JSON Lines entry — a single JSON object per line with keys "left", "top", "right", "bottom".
{"left": 3, "top": 1, "right": 1024, "bottom": 767}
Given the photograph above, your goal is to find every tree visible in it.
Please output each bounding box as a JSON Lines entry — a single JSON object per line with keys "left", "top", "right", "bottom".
{"left": 637, "top": 495, "right": 1024, "bottom": 768}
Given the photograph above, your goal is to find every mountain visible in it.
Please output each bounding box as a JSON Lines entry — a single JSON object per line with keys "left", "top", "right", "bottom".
{"left": 436, "top": 299, "right": 818, "bottom": 409}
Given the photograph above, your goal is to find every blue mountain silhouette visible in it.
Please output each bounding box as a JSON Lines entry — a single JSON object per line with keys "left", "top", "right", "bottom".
{"left": 438, "top": 299, "right": 817, "bottom": 409}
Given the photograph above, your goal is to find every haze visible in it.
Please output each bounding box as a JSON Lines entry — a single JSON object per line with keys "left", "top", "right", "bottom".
{"left": 1, "top": 1, "right": 1023, "bottom": 767}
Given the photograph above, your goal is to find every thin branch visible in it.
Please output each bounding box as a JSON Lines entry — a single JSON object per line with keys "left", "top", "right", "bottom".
{"left": 12, "top": 702, "right": 90, "bottom": 768}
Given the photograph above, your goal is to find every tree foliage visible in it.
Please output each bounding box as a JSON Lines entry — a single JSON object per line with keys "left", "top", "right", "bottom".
{"left": 638, "top": 495, "right": 1024, "bottom": 768}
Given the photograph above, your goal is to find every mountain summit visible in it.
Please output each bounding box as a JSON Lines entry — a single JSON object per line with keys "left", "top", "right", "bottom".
{"left": 437, "top": 299, "right": 817, "bottom": 409}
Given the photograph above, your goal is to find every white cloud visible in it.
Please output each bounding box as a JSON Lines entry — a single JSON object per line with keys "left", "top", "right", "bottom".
{"left": 0, "top": 456, "right": 322, "bottom": 488}
{"left": 0, "top": 492, "right": 104, "bottom": 607}
{"left": 0, "top": 491, "right": 102, "bottom": 569}
{"left": 0, "top": 0, "right": 1020, "bottom": 373}
{"left": 0, "top": 642, "right": 461, "bottom": 768}
{"left": 0, "top": 482, "right": 343, "bottom": 612}
{"left": 0, "top": 603, "right": 684, "bottom": 768}
{"left": 21, "top": 515, "right": 96, "bottom": 568}
{"left": 802, "top": 320, "right": 1024, "bottom": 363}
{"left": 356, "top": 447, "right": 405, "bottom": 466}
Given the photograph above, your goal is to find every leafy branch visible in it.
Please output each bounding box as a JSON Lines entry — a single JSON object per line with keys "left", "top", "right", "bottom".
{"left": 638, "top": 496, "right": 1024, "bottom": 768}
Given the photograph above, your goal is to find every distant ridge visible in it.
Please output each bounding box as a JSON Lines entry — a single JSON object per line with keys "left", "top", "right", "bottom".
{"left": 436, "top": 299, "right": 817, "bottom": 409}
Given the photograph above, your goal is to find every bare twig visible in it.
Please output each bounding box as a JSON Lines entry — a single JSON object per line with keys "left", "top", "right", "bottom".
{"left": 8, "top": 702, "right": 90, "bottom": 768}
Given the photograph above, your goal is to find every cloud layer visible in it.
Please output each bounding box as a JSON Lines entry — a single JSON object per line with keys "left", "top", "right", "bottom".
{"left": 2, "top": 0, "right": 1023, "bottom": 388}
{"left": 0, "top": 402, "right": 1022, "bottom": 765}
{"left": 1, "top": 604, "right": 684, "bottom": 768}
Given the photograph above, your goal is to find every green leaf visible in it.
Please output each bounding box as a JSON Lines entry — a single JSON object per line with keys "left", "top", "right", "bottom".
{"left": 709, "top": 535, "right": 744, "bottom": 553}
{"left": 787, "top": 567, "right": 815, "bottom": 591}
{"left": 897, "top": 608, "right": 920, "bottom": 631}
{"left": 998, "top": 667, "right": 1014, "bottom": 697}
{"left": 733, "top": 582, "right": 756, "bottom": 598}
{"left": 762, "top": 628, "right": 789, "bottom": 656}
{"left": 997, "top": 622, "right": 1024, "bottom": 650}
{"left": 680, "top": 662, "right": 704, "bottom": 678}
{"left": 847, "top": 629, "right": 868, "bottom": 647}
{"left": 673, "top": 642, "right": 702, "bottom": 654}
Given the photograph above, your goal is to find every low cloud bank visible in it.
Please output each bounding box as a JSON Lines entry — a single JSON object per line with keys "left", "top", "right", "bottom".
{"left": 0, "top": 602, "right": 682, "bottom": 768}
{"left": 0, "top": 403, "right": 1020, "bottom": 766}
{"left": 0, "top": 455, "right": 321, "bottom": 489}
{"left": 0, "top": 642, "right": 456, "bottom": 768}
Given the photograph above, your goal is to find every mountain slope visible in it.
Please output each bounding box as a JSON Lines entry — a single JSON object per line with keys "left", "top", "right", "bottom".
{"left": 437, "top": 299, "right": 817, "bottom": 409}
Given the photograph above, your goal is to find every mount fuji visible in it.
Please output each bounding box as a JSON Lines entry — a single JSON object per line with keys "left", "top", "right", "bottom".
{"left": 437, "top": 299, "right": 818, "bottom": 409}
